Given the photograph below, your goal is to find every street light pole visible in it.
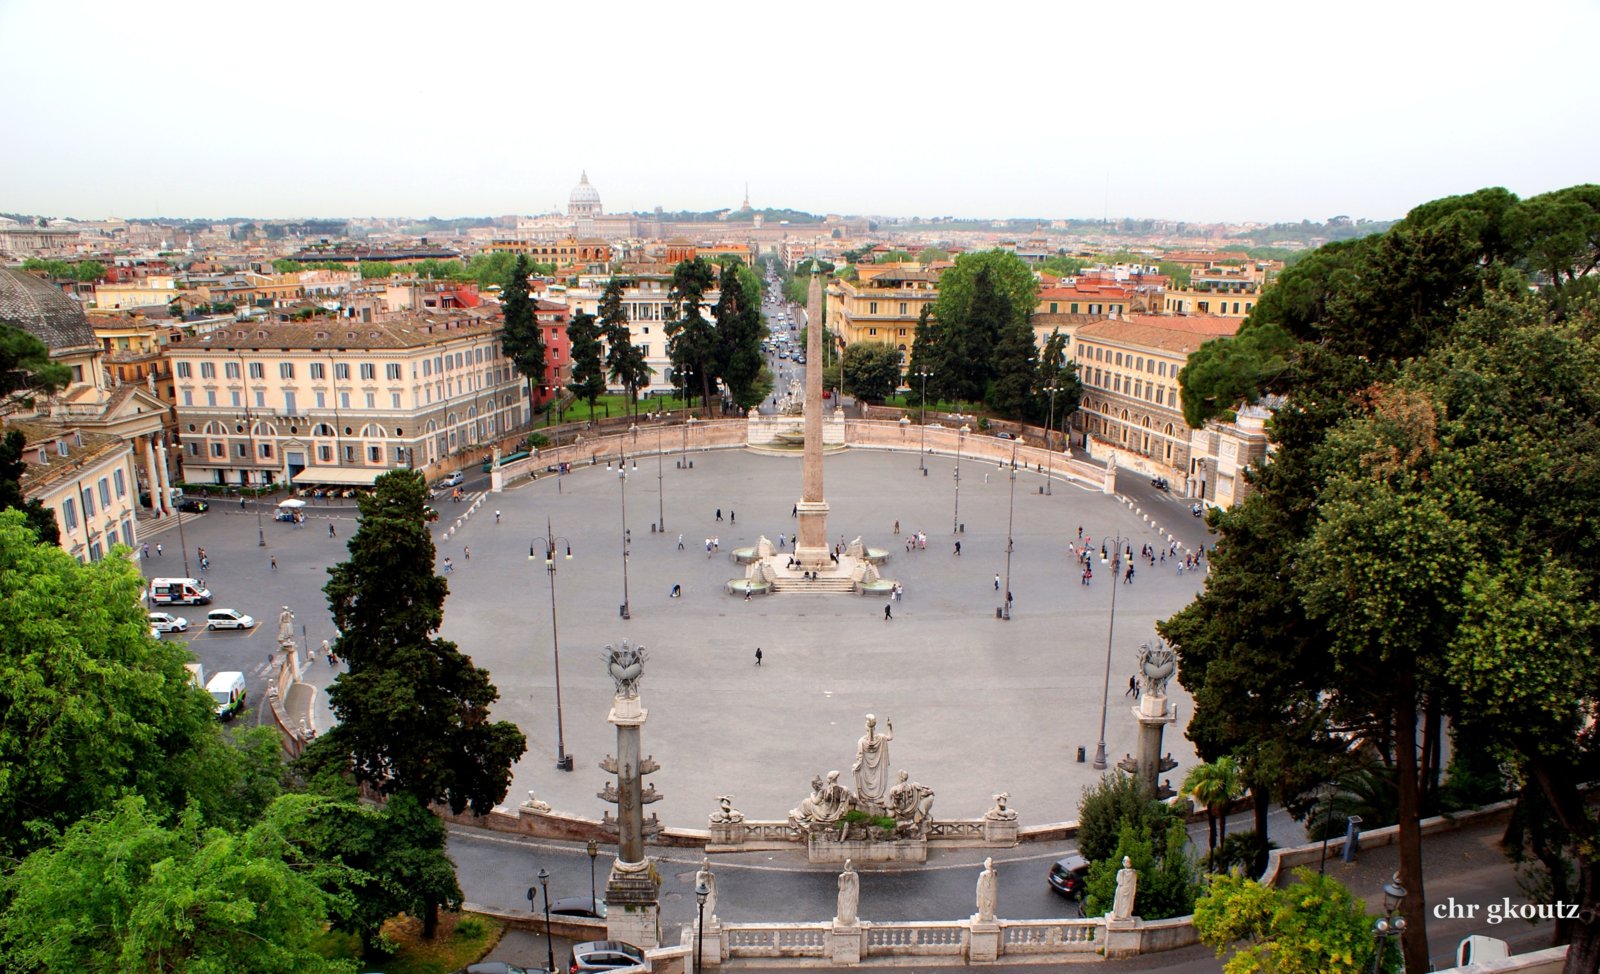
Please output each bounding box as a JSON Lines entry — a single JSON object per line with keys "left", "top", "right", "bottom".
{"left": 656, "top": 425, "right": 665, "bottom": 532}
{"left": 587, "top": 840, "right": 599, "bottom": 910}
{"left": 537, "top": 868, "right": 555, "bottom": 974}
{"left": 1044, "top": 384, "right": 1060, "bottom": 495}
{"left": 1092, "top": 535, "right": 1128, "bottom": 770}
{"left": 531, "top": 520, "right": 573, "bottom": 771}
{"left": 619, "top": 456, "right": 631, "bottom": 620}
{"left": 1002, "top": 443, "right": 1017, "bottom": 620}
{"left": 953, "top": 424, "right": 966, "bottom": 535}
{"left": 915, "top": 370, "right": 931, "bottom": 473}
{"left": 257, "top": 507, "right": 265, "bottom": 546}
{"left": 165, "top": 440, "right": 193, "bottom": 579}
{"left": 695, "top": 879, "right": 710, "bottom": 974}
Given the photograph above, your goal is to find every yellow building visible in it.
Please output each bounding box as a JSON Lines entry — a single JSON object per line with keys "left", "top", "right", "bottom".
{"left": 170, "top": 311, "right": 524, "bottom": 487}
{"left": 1071, "top": 314, "right": 1241, "bottom": 478}
{"left": 93, "top": 275, "right": 178, "bottom": 310}
{"left": 12, "top": 421, "right": 143, "bottom": 563}
{"left": 829, "top": 266, "right": 940, "bottom": 368}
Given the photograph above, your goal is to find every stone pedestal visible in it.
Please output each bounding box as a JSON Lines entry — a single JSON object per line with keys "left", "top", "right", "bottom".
{"left": 969, "top": 919, "right": 1001, "bottom": 962}
{"left": 1103, "top": 917, "right": 1141, "bottom": 958}
{"left": 604, "top": 859, "right": 661, "bottom": 949}
{"left": 982, "top": 816, "right": 1019, "bottom": 845}
{"left": 807, "top": 831, "right": 927, "bottom": 863}
{"left": 828, "top": 922, "right": 864, "bottom": 964}
{"left": 1134, "top": 693, "right": 1178, "bottom": 799}
{"left": 793, "top": 499, "right": 831, "bottom": 569}
{"left": 695, "top": 919, "right": 724, "bottom": 967}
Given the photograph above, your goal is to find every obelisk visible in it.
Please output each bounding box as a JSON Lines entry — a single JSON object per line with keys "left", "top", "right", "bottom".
{"left": 794, "top": 268, "right": 831, "bottom": 569}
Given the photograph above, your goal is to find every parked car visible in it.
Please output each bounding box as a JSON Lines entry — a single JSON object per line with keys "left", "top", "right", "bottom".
{"left": 994, "top": 431, "right": 1015, "bottom": 440}
{"left": 178, "top": 498, "right": 209, "bottom": 513}
{"left": 148, "top": 611, "right": 189, "bottom": 633}
{"left": 449, "top": 963, "right": 540, "bottom": 974}
{"left": 548, "top": 896, "right": 606, "bottom": 919}
{"left": 569, "top": 941, "right": 645, "bottom": 973}
{"left": 440, "top": 470, "right": 465, "bottom": 488}
{"left": 1047, "top": 853, "right": 1091, "bottom": 899}
{"left": 205, "top": 608, "right": 256, "bottom": 631}
{"left": 205, "top": 671, "right": 248, "bottom": 720}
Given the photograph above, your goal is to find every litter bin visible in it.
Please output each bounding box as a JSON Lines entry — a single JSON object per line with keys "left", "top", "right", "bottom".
{"left": 1342, "top": 815, "right": 1363, "bottom": 862}
{"left": 1076, "top": 746, "right": 1087, "bottom": 763}
{"left": 995, "top": 607, "right": 1003, "bottom": 619}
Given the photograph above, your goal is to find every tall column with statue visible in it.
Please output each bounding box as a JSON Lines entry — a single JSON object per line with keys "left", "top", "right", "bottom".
{"left": 793, "top": 269, "right": 831, "bottom": 569}
{"left": 598, "top": 641, "right": 664, "bottom": 947}
{"left": 1118, "top": 639, "right": 1179, "bottom": 799}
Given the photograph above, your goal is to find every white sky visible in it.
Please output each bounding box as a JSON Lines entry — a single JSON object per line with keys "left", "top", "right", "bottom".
{"left": 2, "top": 0, "right": 1596, "bottom": 224}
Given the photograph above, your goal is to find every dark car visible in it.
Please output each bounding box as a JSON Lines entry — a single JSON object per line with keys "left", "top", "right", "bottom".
{"left": 1150, "top": 476, "right": 1169, "bottom": 491}
{"left": 449, "top": 963, "right": 540, "bottom": 974}
{"left": 548, "top": 896, "right": 606, "bottom": 919}
{"left": 178, "top": 499, "right": 209, "bottom": 513}
{"left": 569, "top": 940, "right": 645, "bottom": 973}
{"left": 1048, "top": 853, "right": 1091, "bottom": 899}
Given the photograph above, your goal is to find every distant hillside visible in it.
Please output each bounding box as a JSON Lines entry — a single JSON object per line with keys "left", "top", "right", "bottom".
{"left": 638, "top": 207, "right": 823, "bottom": 224}
{"left": 1233, "top": 218, "right": 1395, "bottom": 247}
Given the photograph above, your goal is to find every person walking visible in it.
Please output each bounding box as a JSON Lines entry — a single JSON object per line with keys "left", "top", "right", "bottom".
{"left": 1126, "top": 676, "right": 1137, "bottom": 697}
{"left": 884, "top": 602, "right": 893, "bottom": 621}
{"left": 677, "top": 533, "right": 685, "bottom": 550}
{"left": 893, "top": 520, "right": 900, "bottom": 535}
{"left": 240, "top": 495, "right": 247, "bottom": 510}
{"left": 954, "top": 540, "right": 962, "bottom": 556}
{"left": 755, "top": 647, "right": 763, "bottom": 666}
{"left": 730, "top": 510, "right": 736, "bottom": 524}
{"left": 328, "top": 523, "right": 336, "bottom": 539}
{"left": 716, "top": 508, "right": 723, "bottom": 522}
{"left": 321, "top": 639, "right": 331, "bottom": 661}
{"left": 270, "top": 556, "right": 277, "bottom": 571}
{"left": 791, "top": 504, "right": 798, "bottom": 517}
{"left": 156, "top": 542, "right": 163, "bottom": 557}
{"left": 443, "top": 556, "right": 454, "bottom": 573}
{"left": 464, "top": 545, "right": 471, "bottom": 560}
{"left": 141, "top": 542, "right": 149, "bottom": 559}
{"left": 495, "top": 510, "right": 501, "bottom": 524}
{"left": 994, "top": 573, "right": 1001, "bottom": 591}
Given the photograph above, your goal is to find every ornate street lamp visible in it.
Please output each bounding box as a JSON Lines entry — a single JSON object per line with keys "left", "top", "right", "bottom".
{"left": 695, "top": 879, "right": 711, "bottom": 973}
{"left": 1092, "top": 535, "right": 1130, "bottom": 770}
{"left": 1044, "top": 383, "right": 1060, "bottom": 495}
{"left": 1372, "top": 875, "right": 1407, "bottom": 974}
{"left": 587, "top": 840, "right": 600, "bottom": 912}
{"left": 914, "top": 369, "right": 932, "bottom": 474}
{"left": 1002, "top": 443, "right": 1017, "bottom": 620}
{"left": 537, "top": 868, "right": 555, "bottom": 974}
{"left": 530, "top": 522, "right": 574, "bottom": 771}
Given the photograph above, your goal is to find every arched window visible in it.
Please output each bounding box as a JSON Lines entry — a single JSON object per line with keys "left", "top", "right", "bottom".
{"left": 311, "top": 423, "right": 336, "bottom": 437}
{"left": 252, "top": 420, "right": 277, "bottom": 437}
{"left": 204, "top": 421, "right": 227, "bottom": 436}
{"left": 360, "top": 424, "right": 385, "bottom": 438}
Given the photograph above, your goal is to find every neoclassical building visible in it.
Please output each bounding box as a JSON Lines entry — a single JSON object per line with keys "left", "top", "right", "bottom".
{"left": 168, "top": 311, "right": 526, "bottom": 487}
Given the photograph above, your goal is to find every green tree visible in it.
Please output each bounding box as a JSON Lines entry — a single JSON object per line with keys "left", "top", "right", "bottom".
{"left": 566, "top": 309, "right": 607, "bottom": 420}
{"left": 1082, "top": 819, "right": 1199, "bottom": 920}
{"left": 1181, "top": 756, "right": 1244, "bottom": 871}
{"left": 663, "top": 256, "right": 719, "bottom": 414}
{"left": 1034, "top": 328, "right": 1082, "bottom": 431}
{"left": 1075, "top": 772, "right": 1182, "bottom": 866}
{"left": 466, "top": 251, "right": 520, "bottom": 289}
{"left": 874, "top": 249, "right": 912, "bottom": 263}
{"left": 1, "top": 323, "right": 71, "bottom": 410}
{"left": 0, "top": 512, "right": 219, "bottom": 859}
{"left": 986, "top": 309, "right": 1038, "bottom": 418}
{"left": 714, "top": 261, "right": 765, "bottom": 409}
{"left": 308, "top": 470, "right": 527, "bottom": 818}
{"left": 1038, "top": 254, "right": 1087, "bottom": 277}
{"left": 906, "top": 305, "right": 940, "bottom": 407}
{"left": 1, "top": 429, "right": 62, "bottom": 543}
{"left": 73, "top": 260, "right": 106, "bottom": 282}
{"left": 600, "top": 277, "right": 651, "bottom": 416}
{"left": 936, "top": 264, "right": 1011, "bottom": 403}
{"left": 932, "top": 248, "right": 1038, "bottom": 339}
{"left": 0, "top": 797, "right": 356, "bottom": 974}
{"left": 916, "top": 248, "right": 950, "bottom": 264}
{"left": 499, "top": 255, "right": 546, "bottom": 415}
{"left": 841, "top": 342, "right": 902, "bottom": 403}
{"left": 1194, "top": 868, "right": 1388, "bottom": 974}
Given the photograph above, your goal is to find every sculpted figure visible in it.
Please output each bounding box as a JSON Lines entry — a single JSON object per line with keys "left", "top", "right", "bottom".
{"left": 790, "top": 771, "right": 850, "bottom": 831}
{"left": 975, "top": 857, "right": 998, "bottom": 922}
{"left": 710, "top": 795, "right": 744, "bottom": 824}
{"left": 1112, "top": 855, "right": 1139, "bottom": 920}
{"left": 836, "top": 859, "right": 860, "bottom": 925}
{"left": 984, "top": 792, "right": 1017, "bottom": 822}
{"left": 852, "top": 714, "right": 894, "bottom": 802}
{"left": 696, "top": 858, "right": 718, "bottom": 920}
{"left": 886, "top": 769, "right": 935, "bottom": 833}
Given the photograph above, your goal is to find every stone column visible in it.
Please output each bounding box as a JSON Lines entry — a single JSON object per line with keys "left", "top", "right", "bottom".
{"left": 794, "top": 270, "right": 830, "bottom": 569}
{"left": 1134, "top": 692, "right": 1177, "bottom": 799}
{"left": 156, "top": 439, "right": 174, "bottom": 514}
{"left": 143, "top": 436, "right": 162, "bottom": 514}
{"left": 601, "top": 686, "right": 662, "bottom": 948}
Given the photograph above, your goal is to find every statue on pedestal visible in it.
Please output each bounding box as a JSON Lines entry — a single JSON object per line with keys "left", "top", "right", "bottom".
{"left": 696, "top": 858, "right": 718, "bottom": 921}
{"left": 852, "top": 714, "right": 893, "bottom": 803}
{"left": 984, "top": 792, "right": 1018, "bottom": 821}
{"left": 1138, "top": 639, "right": 1177, "bottom": 698}
{"left": 790, "top": 771, "right": 850, "bottom": 833}
{"left": 836, "top": 859, "right": 859, "bottom": 925}
{"left": 975, "top": 857, "right": 998, "bottom": 922}
{"left": 710, "top": 795, "right": 744, "bottom": 824}
{"left": 1112, "top": 856, "right": 1139, "bottom": 920}
{"left": 886, "top": 770, "right": 935, "bottom": 835}
{"left": 604, "top": 642, "right": 648, "bottom": 697}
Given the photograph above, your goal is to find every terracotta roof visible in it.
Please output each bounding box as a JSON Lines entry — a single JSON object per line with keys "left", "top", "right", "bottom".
{"left": 1075, "top": 314, "right": 1240, "bottom": 355}
{"left": 0, "top": 268, "right": 98, "bottom": 353}
{"left": 1039, "top": 283, "right": 1131, "bottom": 300}
{"left": 6, "top": 419, "right": 127, "bottom": 496}
{"left": 189, "top": 313, "right": 503, "bottom": 352}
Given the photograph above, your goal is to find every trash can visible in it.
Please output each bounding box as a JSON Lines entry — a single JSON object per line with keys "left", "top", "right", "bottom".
{"left": 995, "top": 607, "right": 1003, "bottom": 619}
{"left": 1342, "top": 815, "right": 1362, "bottom": 862}
{"left": 922, "top": 467, "right": 928, "bottom": 476}
{"left": 1039, "top": 485, "right": 1045, "bottom": 494}
{"left": 1076, "top": 746, "right": 1087, "bottom": 763}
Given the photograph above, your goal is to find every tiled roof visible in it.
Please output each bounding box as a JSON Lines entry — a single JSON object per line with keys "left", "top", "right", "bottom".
{"left": 1076, "top": 315, "right": 1240, "bottom": 355}
{"left": 189, "top": 313, "right": 503, "bottom": 352}
{"left": 6, "top": 419, "right": 127, "bottom": 496}
{"left": 0, "top": 268, "right": 98, "bottom": 353}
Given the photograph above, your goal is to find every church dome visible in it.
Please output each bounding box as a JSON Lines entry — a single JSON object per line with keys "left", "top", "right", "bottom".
{"left": 568, "top": 171, "right": 602, "bottom": 217}
{"left": 0, "top": 267, "right": 97, "bottom": 353}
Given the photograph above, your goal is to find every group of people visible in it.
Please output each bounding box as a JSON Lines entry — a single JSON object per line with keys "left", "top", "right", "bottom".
{"left": 903, "top": 531, "right": 929, "bottom": 552}
{"left": 704, "top": 537, "right": 721, "bottom": 556}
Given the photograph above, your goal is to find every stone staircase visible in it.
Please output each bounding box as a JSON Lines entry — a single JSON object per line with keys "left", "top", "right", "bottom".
{"left": 770, "top": 575, "right": 857, "bottom": 595}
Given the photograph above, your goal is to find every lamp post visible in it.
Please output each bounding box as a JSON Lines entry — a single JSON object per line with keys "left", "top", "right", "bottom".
{"left": 1044, "top": 383, "right": 1060, "bottom": 495}
{"left": 619, "top": 457, "right": 632, "bottom": 620}
{"left": 1001, "top": 443, "right": 1017, "bottom": 620}
{"left": 164, "top": 440, "right": 193, "bottom": 578}
{"left": 1371, "top": 875, "right": 1407, "bottom": 974}
{"left": 914, "top": 369, "right": 932, "bottom": 473}
{"left": 695, "top": 879, "right": 710, "bottom": 973}
{"left": 656, "top": 424, "right": 665, "bottom": 532}
{"left": 953, "top": 424, "right": 967, "bottom": 535}
{"left": 257, "top": 507, "right": 265, "bottom": 546}
{"left": 537, "top": 867, "right": 555, "bottom": 974}
{"left": 530, "top": 520, "right": 574, "bottom": 771}
{"left": 586, "top": 840, "right": 600, "bottom": 911}
{"left": 1091, "top": 535, "right": 1129, "bottom": 770}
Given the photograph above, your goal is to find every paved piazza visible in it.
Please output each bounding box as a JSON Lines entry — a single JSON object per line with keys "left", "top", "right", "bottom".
{"left": 149, "top": 446, "right": 1212, "bottom": 831}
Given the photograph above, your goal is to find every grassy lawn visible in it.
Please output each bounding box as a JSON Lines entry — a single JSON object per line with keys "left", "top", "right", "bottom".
{"left": 539, "top": 393, "right": 697, "bottom": 425}
{"left": 881, "top": 394, "right": 985, "bottom": 416}
{"left": 316, "top": 911, "right": 504, "bottom": 974}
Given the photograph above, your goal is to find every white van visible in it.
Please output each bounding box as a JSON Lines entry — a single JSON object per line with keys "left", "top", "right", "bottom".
{"left": 149, "top": 577, "right": 212, "bottom": 606}
{"left": 205, "top": 671, "right": 247, "bottom": 720}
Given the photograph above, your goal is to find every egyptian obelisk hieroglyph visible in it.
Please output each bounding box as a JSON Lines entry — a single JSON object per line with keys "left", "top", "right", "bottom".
{"left": 794, "top": 269, "right": 831, "bottom": 568}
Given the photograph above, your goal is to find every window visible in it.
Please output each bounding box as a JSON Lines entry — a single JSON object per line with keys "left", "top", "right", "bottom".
{"left": 335, "top": 363, "right": 350, "bottom": 380}
{"left": 422, "top": 359, "right": 432, "bottom": 377}
{"left": 343, "top": 445, "right": 356, "bottom": 463}
{"left": 869, "top": 328, "right": 877, "bottom": 336}
{"left": 360, "top": 363, "right": 375, "bottom": 380}
{"left": 114, "top": 468, "right": 126, "bottom": 497}
{"left": 230, "top": 391, "right": 241, "bottom": 407}
{"left": 182, "top": 390, "right": 193, "bottom": 406}
{"left": 98, "top": 477, "right": 110, "bottom": 506}
{"left": 869, "top": 301, "right": 878, "bottom": 314}
{"left": 391, "top": 392, "right": 401, "bottom": 408}
{"left": 367, "top": 445, "right": 381, "bottom": 463}
{"left": 210, "top": 441, "right": 224, "bottom": 457}
{"left": 1050, "top": 302, "right": 1058, "bottom": 313}
{"left": 386, "top": 363, "right": 401, "bottom": 380}
{"left": 106, "top": 525, "right": 118, "bottom": 547}
{"left": 176, "top": 361, "right": 191, "bottom": 379}
{"left": 236, "top": 443, "right": 248, "bottom": 458}
{"left": 205, "top": 391, "right": 217, "bottom": 406}
{"left": 279, "top": 362, "right": 295, "bottom": 379}
{"left": 310, "top": 362, "right": 326, "bottom": 380}
{"left": 365, "top": 393, "right": 375, "bottom": 408}
{"left": 254, "top": 390, "right": 265, "bottom": 408}
{"left": 1156, "top": 388, "right": 1165, "bottom": 405}
{"left": 284, "top": 390, "right": 297, "bottom": 413}
{"left": 62, "top": 497, "right": 77, "bottom": 530}
{"left": 249, "top": 362, "right": 265, "bottom": 379}
{"left": 200, "top": 362, "right": 216, "bottom": 379}
{"left": 340, "top": 393, "right": 350, "bottom": 409}
{"left": 318, "top": 445, "right": 332, "bottom": 462}
{"left": 1115, "top": 353, "right": 1123, "bottom": 366}
{"left": 1071, "top": 304, "right": 1080, "bottom": 314}
{"left": 89, "top": 541, "right": 102, "bottom": 562}
{"left": 225, "top": 362, "right": 241, "bottom": 379}
{"left": 259, "top": 443, "right": 273, "bottom": 458}
{"left": 315, "top": 391, "right": 326, "bottom": 408}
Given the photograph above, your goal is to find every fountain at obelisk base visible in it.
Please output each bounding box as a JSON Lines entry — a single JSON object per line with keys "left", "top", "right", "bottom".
{"left": 728, "top": 270, "right": 896, "bottom": 597}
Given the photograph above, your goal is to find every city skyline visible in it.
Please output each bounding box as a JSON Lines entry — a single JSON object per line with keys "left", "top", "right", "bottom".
{"left": 2, "top": 0, "right": 1596, "bottom": 224}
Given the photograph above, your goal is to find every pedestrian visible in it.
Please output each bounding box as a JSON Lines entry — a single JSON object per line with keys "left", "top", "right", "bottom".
{"left": 884, "top": 602, "right": 893, "bottom": 621}
{"left": 744, "top": 589, "right": 752, "bottom": 602}
{"left": 328, "top": 523, "right": 336, "bottom": 538}
{"left": 156, "top": 542, "right": 163, "bottom": 557}
{"left": 954, "top": 540, "right": 962, "bottom": 556}
{"left": 792, "top": 504, "right": 798, "bottom": 517}
{"left": 778, "top": 533, "right": 786, "bottom": 548}
{"left": 464, "top": 546, "right": 471, "bottom": 560}
{"left": 240, "top": 495, "right": 246, "bottom": 509}
{"left": 713, "top": 537, "right": 720, "bottom": 551}
{"left": 141, "top": 542, "right": 149, "bottom": 559}
{"left": 716, "top": 508, "right": 723, "bottom": 522}
{"left": 730, "top": 510, "right": 736, "bottom": 524}
{"left": 327, "top": 649, "right": 338, "bottom": 667}
{"left": 994, "top": 573, "right": 1001, "bottom": 591}
{"left": 1126, "top": 676, "right": 1136, "bottom": 697}
{"left": 671, "top": 584, "right": 682, "bottom": 598}
{"left": 270, "top": 556, "right": 278, "bottom": 571}
{"left": 677, "top": 533, "right": 685, "bottom": 550}
{"left": 755, "top": 647, "right": 763, "bottom": 666}
{"left": 893, "top": 520, "right": 900, "bottom": 535}
{"left": 197, "top": 546, "right": 205, "bottom": 563}
{"left": 443, "top": 556, "right": 454, "bottom": 572}
{"left": 495, "top": 510, "right": 501, "bottom": 524}
{"left": 1125, "top": 565, "right": 1134, "bottom": 583}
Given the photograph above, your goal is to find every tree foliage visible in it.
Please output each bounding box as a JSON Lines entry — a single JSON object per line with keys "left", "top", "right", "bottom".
{"left": 1194, "top": 868, "right": 1389, "bottom": 974}
{"left": 1083, "top": 819, "right": 1199, "bottom": 920}
{"left": 1, "top": 323, "right": 71, "bottom": 410}
{"left": 840, "top": 342, "right": 903, "bottom": 403}
{"left": 310, "top": 470, "right": 526, "bottom": 816}
{"left": 663, "top": 257, "right": 719, "bottom": 413}
{"left": 498, "top": 255, "right": 546, "bottom": 408}
{"left": 1076, "top": 772, "right": 1182, "bottom": 866}
{"left": 714, "top": 261, "right": 765, "bottom": 410}
{"left": 1, "top": 428, "right": 62, "bottom": 543}
{"left": 566, "top": 309, "right": 607, "bottom": 420}
{"left": 987, "top": 309, "right": 1039, "bottom": 419}
{"left": 600, "top": 277, "right": 651, "bottom": 414}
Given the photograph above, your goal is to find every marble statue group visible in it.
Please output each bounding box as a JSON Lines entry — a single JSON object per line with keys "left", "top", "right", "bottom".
{"left": 790, "top": 714, "right": 935, "bottom": 840}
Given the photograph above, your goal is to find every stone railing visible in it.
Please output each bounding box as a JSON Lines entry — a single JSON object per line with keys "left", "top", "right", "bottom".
{"left": 706, "top": 816, "right": 1017, "bottom": 855}
{"left": 493, "top": 420, "right": 749, "bottom": 496}
{"left": 723, "top": 922, "right": 830, "bottom": 957}
{"left": 712, "top": 915, "right": 1103, "bottom": 965}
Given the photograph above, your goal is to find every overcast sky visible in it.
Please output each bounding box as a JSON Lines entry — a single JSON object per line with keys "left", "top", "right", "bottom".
{"left": 2, "top": 0, "right": 1595, "bottom": 225}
